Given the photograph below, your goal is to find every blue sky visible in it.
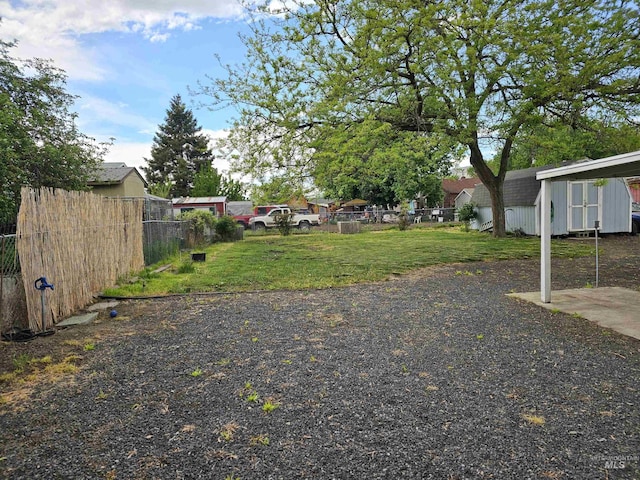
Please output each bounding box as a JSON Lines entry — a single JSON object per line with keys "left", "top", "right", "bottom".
{"left": 0, "top": 0, "right": 281, "bottom": 175}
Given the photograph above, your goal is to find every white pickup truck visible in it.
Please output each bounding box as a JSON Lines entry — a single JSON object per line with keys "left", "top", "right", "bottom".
{"left": 249, "top": 207, "right": 320, "bottom": 230}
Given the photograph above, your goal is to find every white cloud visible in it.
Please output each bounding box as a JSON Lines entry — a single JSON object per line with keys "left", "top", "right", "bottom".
{"left": 75, "top": 94, "right": 158, "bottom": 135}
{"left": 103, "top": 140, "right": 152, "bottom": 175}
{"left": 99, "top": 128, "right": 232, "bottom": 181}
{"left": 0, "top": 0, "right": 248, "bottom": 80}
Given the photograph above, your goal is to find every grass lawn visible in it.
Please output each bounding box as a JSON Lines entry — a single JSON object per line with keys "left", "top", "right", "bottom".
{"left": 103, "top": 226, "right": 594, "bottom": 297}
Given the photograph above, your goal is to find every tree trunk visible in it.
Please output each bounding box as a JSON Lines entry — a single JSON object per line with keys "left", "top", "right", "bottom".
{"left": 487, "top": 180, "right": 506, "bottom": 237}
{"left": 468, "top": 143, "right": 507, "bottom": 237}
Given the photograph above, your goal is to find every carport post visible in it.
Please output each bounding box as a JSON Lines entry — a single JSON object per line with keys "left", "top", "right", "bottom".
{"left": 540, "top": 179, "right": 552, "bottom": 303}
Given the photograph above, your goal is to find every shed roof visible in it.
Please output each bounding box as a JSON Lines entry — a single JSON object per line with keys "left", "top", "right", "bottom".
{"left": 173, "top": 196, "right": 227, "bottom": 205}
{"left": 471, "top": 163, "right": 581, "bottom": 207}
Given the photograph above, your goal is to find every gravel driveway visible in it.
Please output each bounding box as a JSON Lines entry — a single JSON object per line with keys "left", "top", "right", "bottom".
{"left": 1, "top": 236, "right": 639, "bottom": 479}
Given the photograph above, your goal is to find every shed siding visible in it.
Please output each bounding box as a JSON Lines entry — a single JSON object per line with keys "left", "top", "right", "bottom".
{"left": 505, "top": 207, "right": 536, "bottom": 235}
{"left": 551, "top": 182, "right": 569, "bottom": 235}
{"left": 601, "top": 178, "right": 631, "bottom": 233}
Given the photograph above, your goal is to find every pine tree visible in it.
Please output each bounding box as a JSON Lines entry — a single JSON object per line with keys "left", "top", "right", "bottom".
{"left": 143, "top": 94, "right": 212, "bottom": 197}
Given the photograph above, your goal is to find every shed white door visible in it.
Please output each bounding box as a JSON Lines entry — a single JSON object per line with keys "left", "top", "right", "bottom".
{"left": 568, "top": 180, "right": 601, "bottom": 231}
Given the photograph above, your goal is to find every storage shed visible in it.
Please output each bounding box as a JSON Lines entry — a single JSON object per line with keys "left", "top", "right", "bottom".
{"left": 172, "top": 196, "right": 227, "bottom": 217}
{"left": 471, "top": 163, "right": 633, "bottom": 235}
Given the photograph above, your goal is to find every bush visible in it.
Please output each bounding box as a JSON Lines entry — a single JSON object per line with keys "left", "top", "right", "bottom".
{"left": 181, "top": 210, "right": 216, "bottom": 247}
{"left": 215, "top": 215, "right": 238, "bottom": 241}
{"left": 274, "top": 212, "right": 294, "bottom": 236}
{"left": 457, "top": 202, "right": 477, "bottom": 232}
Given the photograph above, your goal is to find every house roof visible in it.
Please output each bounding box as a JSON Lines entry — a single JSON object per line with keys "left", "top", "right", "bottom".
{"left": 442, "top": 177, "right": 480, "bottom": 194}
{"left": 342, "top": 198, "right": 368, "bottom": 207}
{"left": 88, "top": 166, "right": 147, "bottom": 187}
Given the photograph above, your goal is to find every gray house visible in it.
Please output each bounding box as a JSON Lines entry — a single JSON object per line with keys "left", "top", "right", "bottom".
{"left": 471, "top": 163, "right": 633, "bottom": 235}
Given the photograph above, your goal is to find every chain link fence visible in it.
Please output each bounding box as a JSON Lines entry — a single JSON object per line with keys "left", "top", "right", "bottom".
{"left": 143, "top": 221, "right": 186, "bottom": 265}
{"left": 1, "top": 231, "right": 27, "bottom": 333}
{"left": 329, "top": 207, "right": 457, "bottom": 224}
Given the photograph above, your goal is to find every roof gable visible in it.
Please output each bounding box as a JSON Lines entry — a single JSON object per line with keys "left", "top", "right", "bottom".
{"left": 88, "top": 166, "right": 147, "bottom": 187}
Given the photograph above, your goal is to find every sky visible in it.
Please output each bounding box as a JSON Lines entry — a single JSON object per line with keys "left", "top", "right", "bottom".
{"left": 0, "top": 0, "right": 282, "bottom": 177}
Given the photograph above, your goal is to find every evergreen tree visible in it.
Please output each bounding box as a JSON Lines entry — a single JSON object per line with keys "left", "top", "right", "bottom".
{"left": 143, "top": 94, "right": 212, "bottom": 197}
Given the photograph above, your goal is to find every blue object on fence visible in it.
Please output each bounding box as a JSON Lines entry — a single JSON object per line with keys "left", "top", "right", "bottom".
{"left": 34, "top": 277, "right": 54, "bottom": 291}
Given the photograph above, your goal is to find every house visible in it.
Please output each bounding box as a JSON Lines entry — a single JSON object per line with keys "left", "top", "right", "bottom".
{"left": 470, "top": 162, "right": 633, "bottom": 236}
{"left": 88, "top": 163, "right": 147, "bottom": 197}
{"left": 172, "top": 196, "right": 227, "bottom": 217}
{"left": 307, "top": 198, "right": 337, "bottom": 220}
{"left": 442, "top": 177, "right": 480, "bottom": 208}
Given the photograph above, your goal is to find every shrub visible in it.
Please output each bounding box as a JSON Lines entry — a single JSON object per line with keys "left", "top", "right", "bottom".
{"left": 215, "top": 215, "right": 238, "bottom": 241}
{"left": 457, "top": 202, "right": 477, "bottom": 232}
{"left": 274, "top": 212, "right": 294, "bottom": 236}
{"left": 181, "top": 210, "right": 216, "bottom": 247}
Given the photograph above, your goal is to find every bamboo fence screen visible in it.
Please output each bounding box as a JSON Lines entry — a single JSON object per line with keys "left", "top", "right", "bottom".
{"left": 17, "top": 187, "right": 144, "bottom": 331}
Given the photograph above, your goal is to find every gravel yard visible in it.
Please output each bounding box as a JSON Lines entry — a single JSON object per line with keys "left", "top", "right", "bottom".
{"left": 1, "top": 235, "right": 639, "bottom": 479}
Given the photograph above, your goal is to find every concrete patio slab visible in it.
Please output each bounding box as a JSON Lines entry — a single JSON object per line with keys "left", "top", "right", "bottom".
{"left": 56, "top": 312, "right": 98, "bottom": 327}
{"left": 509, "top": 287, "right": 640, "bottom": 340}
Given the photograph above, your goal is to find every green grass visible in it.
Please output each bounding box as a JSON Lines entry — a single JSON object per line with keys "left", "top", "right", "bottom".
{"left": 103, "top": 227, "right": 593, "bottom": 297}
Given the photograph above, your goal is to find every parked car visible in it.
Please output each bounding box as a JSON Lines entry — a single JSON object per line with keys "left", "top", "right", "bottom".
{"left": 632, "top": 212, "right": 640, "bottom": 235}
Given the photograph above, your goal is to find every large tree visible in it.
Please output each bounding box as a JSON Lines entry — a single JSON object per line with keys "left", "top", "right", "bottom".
{"left": 498, "top": 119, "right": 640, "bottom": 171}
{"left": 143, "top": 94, "right": 213, "bottom": 198}
{"left": 203, "top": 0, "right": 640, "bottom": 236}
{"left": 0, "top": 40, "right": 107, "bottom": 224}
{"left": 311, "top": 119, "right": 454, "bottom": 206}
{"left": 191, "top": 164, "right": 247, "bottom": 200}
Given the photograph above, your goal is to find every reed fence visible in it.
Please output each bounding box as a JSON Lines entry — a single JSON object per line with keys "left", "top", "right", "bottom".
{"left": 17, "top": 188, "right": 144, "bottom": 332}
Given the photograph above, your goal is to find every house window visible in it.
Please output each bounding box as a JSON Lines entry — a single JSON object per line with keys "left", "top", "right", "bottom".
{"left": 180, "top": 208, "right": 194, "bottom": 214}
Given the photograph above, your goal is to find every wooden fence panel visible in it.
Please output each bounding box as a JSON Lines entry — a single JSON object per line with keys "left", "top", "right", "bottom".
{"left": 16, "top": 188, "right": 144, "bottom": 331}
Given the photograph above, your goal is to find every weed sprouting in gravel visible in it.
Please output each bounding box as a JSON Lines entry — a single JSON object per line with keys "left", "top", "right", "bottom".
{"left": 250, "top": 434, "right": 270, "bottom": 446}
{"left": 522, "top": 413, "right": 545, "bottom": 426}
{"left": 219, "top": 422, "right": 239, "bottom": 442}
{"left": 191, "top": 368, "right": 203, "bottom": 377}
{"left": 246, "top": 392, "right": 259, "bottom": 403}
{"left": 83, "top": 343, "right": 95, "bottom": 351}
{"left": 262, "top": 399, "right": 280, "bottom": 413}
